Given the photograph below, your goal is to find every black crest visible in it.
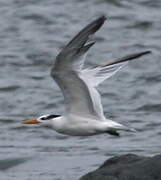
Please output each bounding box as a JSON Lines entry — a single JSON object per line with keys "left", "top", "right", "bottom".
{"left": 40, "top": 114, "right": 60, "bottom": 120}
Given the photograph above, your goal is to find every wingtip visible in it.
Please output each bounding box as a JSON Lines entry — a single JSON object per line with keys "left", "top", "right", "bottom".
{"left": 95, "top": 15, "right": 107, "bottom": 27}
{"left": 98, "top": 15, "right": 107, "bottom": 22}
{"left": 102, "top": 50, "right": 152, "bottom": 67}
{"left": 89, "top": 15, "right": 106, "bottom": 35}
{"left": 135, "top": 50, "right": 152, "bottom": 59}
{"left": 141, "top": 50, "right": 152, "bottom": 55}
{"left": 64, "top": 15, "right": 107, "bottom": 50}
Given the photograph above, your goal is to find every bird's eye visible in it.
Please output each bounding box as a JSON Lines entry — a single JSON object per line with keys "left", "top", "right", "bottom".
{"left": 40, "top": 117, "right": 46, "bottom": 120}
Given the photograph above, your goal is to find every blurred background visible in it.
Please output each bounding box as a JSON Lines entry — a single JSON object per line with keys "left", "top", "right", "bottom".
{"left": 0, "top": 0, "right": 161, "bottom": 179}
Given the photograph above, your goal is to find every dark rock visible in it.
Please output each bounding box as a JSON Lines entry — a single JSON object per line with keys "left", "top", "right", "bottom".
{"left": 0, "top": 157, "right": 30, "bottom": 171}
{"left": 79, "top": 154, "right": 161, "bottom": 180}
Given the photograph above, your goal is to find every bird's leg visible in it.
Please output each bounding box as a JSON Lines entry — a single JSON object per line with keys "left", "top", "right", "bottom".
{"left": 106, "top": 130, "right": 120, "bottom": 137}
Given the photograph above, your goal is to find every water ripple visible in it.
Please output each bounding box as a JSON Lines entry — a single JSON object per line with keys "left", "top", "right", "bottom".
{"left": 136, "top": 104, "right": 161, "bottom": 112}
{"left": 0, "top": 0, "right": 160, "bottom": 179}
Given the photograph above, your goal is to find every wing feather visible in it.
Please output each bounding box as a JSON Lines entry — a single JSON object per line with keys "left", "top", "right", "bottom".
{"left": 50, "top": 14, "right": 151, "bottom": 120}
{"left": 51, "top": 16, "right": 106, "bottom": 72}
{"left": 51, "top": 16, "right": 106, "bottom": 119}
{"left": 83, "top": 51, "right": 151, "bottom": 87}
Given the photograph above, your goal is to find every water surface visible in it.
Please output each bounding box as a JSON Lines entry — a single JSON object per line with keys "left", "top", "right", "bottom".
{"left": 0, "top": 0, "right": 161, "bottom": 179}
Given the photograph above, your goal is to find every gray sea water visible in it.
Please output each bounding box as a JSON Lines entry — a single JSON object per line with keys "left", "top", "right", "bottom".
{"left": 0, "top": 0, "right": 161, "bottom": 179}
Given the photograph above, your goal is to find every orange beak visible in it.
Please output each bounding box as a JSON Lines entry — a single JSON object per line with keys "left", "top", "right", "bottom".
{"left": 21, "top": 119, "right": 40, "bottom": 124}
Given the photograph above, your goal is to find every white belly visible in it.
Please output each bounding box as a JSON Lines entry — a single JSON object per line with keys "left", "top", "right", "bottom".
{"left": 51, "top": 115, "right": 107, "bottom": 136}
{"left": 57, "top": 127, "right": 101, "bottom": 136}
{"left": 49, "top": 115, "right": 124, "bottom": 136}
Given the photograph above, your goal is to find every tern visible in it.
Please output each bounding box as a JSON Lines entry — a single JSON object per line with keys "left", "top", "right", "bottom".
{"left": 21, "top": 16, "right": 151, "bottom": 136}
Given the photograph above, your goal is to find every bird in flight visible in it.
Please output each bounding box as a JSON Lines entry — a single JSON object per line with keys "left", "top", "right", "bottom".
{"left": 21, "top": 16, "right": 151, "bottom": 136}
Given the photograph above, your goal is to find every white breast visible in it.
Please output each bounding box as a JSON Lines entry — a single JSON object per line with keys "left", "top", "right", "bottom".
{"left": 49, "top": 115, "right": 107, "bottom": 136}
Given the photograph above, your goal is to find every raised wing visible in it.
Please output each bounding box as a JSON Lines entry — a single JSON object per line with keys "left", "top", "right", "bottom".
{"left": 51, "top": 15, "right": 151, "bottom": 120}
{"left": 51, "top": 16, "right": 106, "bottom": 119}
{"left": 81, "top": 51, "right": 151, "bottom": 119}
{"left": 52, "top": 16, "right": 106, "bottom": 72}
{"left": 82, "top": 51, "right": 151, "bottom": 87}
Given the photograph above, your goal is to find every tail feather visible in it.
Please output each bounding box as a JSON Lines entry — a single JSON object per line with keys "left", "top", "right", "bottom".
{"left": 107, "top": 120, "right": 137, "bottom": 133}
{"left": 115, "top": 124, "right": 137, "bottom": 133}
{"left": 106, "top": 126, "right": 136, "bottom": 137}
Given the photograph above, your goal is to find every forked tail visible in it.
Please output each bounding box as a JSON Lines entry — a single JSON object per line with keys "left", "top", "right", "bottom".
{"left": 106, "top": 122, "right": 136, "bottom": 136}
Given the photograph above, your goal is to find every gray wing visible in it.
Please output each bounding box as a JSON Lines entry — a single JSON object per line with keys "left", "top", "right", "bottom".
{"left": 83, "top": 51, "right": 151, "bottom": 87}
{"left": 81, "top": 51, "right": 151, "bottom": 119}
{"left": 51, "top": 16, "right": 106, "bottom": 119}
{"left": 51, "top": 15, "right": 151, "bottom": 119}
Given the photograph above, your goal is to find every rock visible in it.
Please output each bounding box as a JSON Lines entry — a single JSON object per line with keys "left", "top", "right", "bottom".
{"left": 0, "top": 157, "right": 29, "bottom": 170}
{"left": 79, "top": 154, "right": 161, "bottom": 180}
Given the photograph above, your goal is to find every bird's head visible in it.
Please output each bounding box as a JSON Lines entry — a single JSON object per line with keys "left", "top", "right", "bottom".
{"left": 21, "top": 114, "right": 60, "bottom": 125}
